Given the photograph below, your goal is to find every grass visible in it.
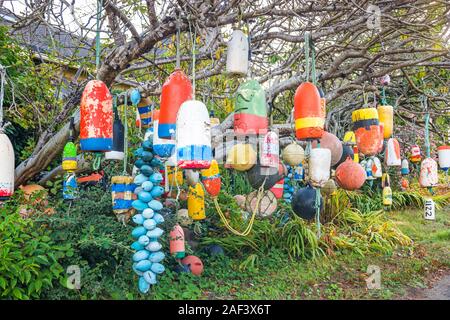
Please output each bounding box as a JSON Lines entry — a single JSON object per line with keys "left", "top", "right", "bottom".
{"left": 144, "top": 206, "right": 449, "bottom": 300}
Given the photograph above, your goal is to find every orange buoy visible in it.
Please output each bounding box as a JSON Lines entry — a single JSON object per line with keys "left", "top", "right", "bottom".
{"left": 169, "top": 224, "right": 185, "bottom": 259}
{"left": 201, "top": 159, "right": 221, "bottom": 197}
{"left": 335, "top": 157, "right": 366, "bottom": 190}
{"left": 294, "top": 82, "right": 324, "bottom": 140}
{"left": 181, "top": 255, "right": 204, "bottom": 276}
{"left": 79, "top": 80, "right": 113, "bottom": 152}
{"left": 352, "top": 108, "right": 382, "bottom": 156}
{"left": 159, "top": 69, "right": 193, "bottom": 138}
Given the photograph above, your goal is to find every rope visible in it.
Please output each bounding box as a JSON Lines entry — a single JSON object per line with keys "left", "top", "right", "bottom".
{"left": 311, "top": 41, "right": 317, "bottom": 85}
{"left": 95, "top": 0, "right": 103, "bottom": 79}
{"left": 0, "top": 64, "right": 5, "bottom": 130}
{"left": 213, "top": 180, "right": 266, "bottom": 236}
{"left": 188, "top": 18, "right": 196, "bottom": 99}
{"left": 381, "top": 86, "right": 387, "bottom": 105}
{"left": 304, "top": 32, "right": 310, "bottom": 82}
{"left": 176, "top": 12, "right": 181, "bottom": 69}
{"left": 123, "top": 94, "right": 128, "bottom": 175}
{"left": 315, "top": 187, "right": 321, "bottom": 238}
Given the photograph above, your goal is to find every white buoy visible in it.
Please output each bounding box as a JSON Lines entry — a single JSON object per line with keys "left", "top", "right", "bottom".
{"left": 309, "top": 148, "right": 331, "bottom": 188}
{"left": 385, "top": 138, "right": 401, "bottom": 166}
{"left": 176, "top": 100, "right": 212, "bottom": 169}
{"left": 424, "top": 198, "right": 435, "bottom": 220}
{"left": 0, "top": 132, "right": 14, "bottom": 200}
{"left": 226, "top": 30, "right": 249, "bottom": 76}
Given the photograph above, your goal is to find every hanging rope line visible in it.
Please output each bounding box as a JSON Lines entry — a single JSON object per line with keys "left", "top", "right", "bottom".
{"left": 315, "top": 187, "right": 321, "bottom": 238}
{"left": 0, "top": 64, "right": 6, "bottom": 130}
{"left": 123, "top": 93, "right": 128, "bottom": 175}
{"left": 95, "top": 0, "right": 104, "bottom": 79}
{"left": 213, "top": 180, "right": 266, "bottom": 237}
{"left": 304, "top": 32, "right": 310, "bottom": 82}
{"left": 176, "top": 12, "right": 181, "bottom": 69}
{"left": 188, "top": 17, "right": 196, "bottom": 99}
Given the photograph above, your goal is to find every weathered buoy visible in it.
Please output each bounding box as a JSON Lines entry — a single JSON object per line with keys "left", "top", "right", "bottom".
{"left": 111, "top": 175, "right": 137, "bottom": 218}
{"left": 385, "top": 138, "right": 401, "bottom": 166}
{"left": 245, "top": 190, "right": 277, "bottom": 218}
{"left": 383, "top": 185, "right": 392, "bottom": 206}
{"left": 105, "top": 111, "right": 125, "bottom": 161}
{"left": 137, "top": 98, "right": 153, "bottom": 128}
{"left": 335, "top": 157, "right": 366, "bottom": 190}
{"left": 176, "top": 100, "right": 212, "bottom": 169}
{"left": 377, "top": 105, "right": 393, "bottom": 139}
{"left": 419, "top": 158, "right": 438, "bottom": 187}
{"left": 311, "top": 131, "right": 343, "bottom": 167}
{"left": 247, "top": 161, "right": 285, "bottom": 190}
{"left": 226, "top": 143, "right": 257, "bottom": 171}
{"left": 322, "top": 179, "right": 337, "bottom": 196}
{"left": 169, "top": 224, "right": 185, "bottom": 259}
{"left": 0, "top": 132, "right": 14, "bottom": 200}
{"left": 437, "top": 146, "right": 450, "bottom": 171}
{"left": 281, "top": 142, "right": 304, "bottom": 166}
{"left": 260, "top": 131, "right": 279, "bottom": 168}
{"left": 181, "top": 255, "right": 204, "bottom": 276}
{"left": 291, "top": 185, "right": 323, "bottom": 220}
{"left": 201, "top": 159, "right": 221, "bottom": 197}
{"left": 410, "top": 145, "right": 422, "bottom": 163}
{"left": 352, "top": 108, "right": 382, "bottom": 156}
{"left": 401, "top": 159, "right": 410, "bottom": 175}
{"left": 153, "top": 120, "right": 175, "bottom": 158}
{"left": 158, "top": 69, "right": 193, "bottom": 138}
{"left": 234, "top": 80, "right": 268, "bottom": 135}
{"left": 309, "top": 148, "right": 331, "bottom": 188}
{"left": 226, "top": 30, "right": 249, "bottom": 76}
{"left": 188, "top": 183, "right": 205, "bottom": 220}
{"left": 79, "top": 80, "right": 113, "bottom": 151}
{"left": 294, "top": 82, "right": 324, "bottom": 140}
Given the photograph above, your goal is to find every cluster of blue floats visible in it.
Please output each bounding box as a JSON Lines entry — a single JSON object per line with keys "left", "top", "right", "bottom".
{"left": 130, "top": 136, "right": 167, "bottom": 294}
{"left": 283, "top": 164, "right": 304, "bottom": 203}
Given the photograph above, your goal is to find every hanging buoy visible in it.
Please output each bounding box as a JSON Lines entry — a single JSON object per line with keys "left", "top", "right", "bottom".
{"left": 105, "top": 110, "right": 125, "bottom": 161}
{"left": 169, "top": 224, "right": 185, "bottom": 259}
{"left": 437, "top": 146, "right": 450, "bottom": 171}
{"left": 226, "top": 30, "right": 249, "bottom": 77}
{"left": 176, "top": 100, "right": 212, "bottom": 169}
{"left": 201, "top": 159, "right": 221, "bottom": 197}
{"left": 0, "top": 132, "right": 14, "bottom": 200}
{"left": 333, "top": 144, "right": 354, "bottom": 169}
{"left": 382, "top": 185, "right": 392, "bottom": 206}
{"left": 63, "top": 172, "right": 78, "bottom": 200}
{"left": 185, "top": 169, "right": 200, "bottom": 187}
{"left": 260, "top": 131, "right": 279, "bottom": 168}
{"left": 159, "top": 69, "right": 193, "bottom": 139}
{"left": 181, "top": 255, "right": 204, "bottom": 276}
{"left": 419, "top": 158, "right": 438, "bottom": 187}
{"left": 309, "top": 148, "right": 331, "bottom": 188}
{"left": 352, "top": 108, "right": 382, "bottom": 156}
{"left": 281, "top": 142, "right": 304, "bottom": 166}
{"left": 311, "top": 131, "right": 343, "bottom": 167}
{"left": 247, "top": 160, "right": 285, "bottom": 190}
{"left": 245, "top": 190, "right": 277, "bottom": 218}
{"left": 270, "top": 178, "right": 284, "bottom": 199}
{"left": 343, "top": 131, "right": 356, "bottom": 145}
{"left": 318, "top": 87, "right": 327, "bottom": 120}
{"left": 226, "top": 143, "right": 257, "bottom": 171}
{"left": 234, "top": 80, "right": 268, "bottom": 135}
{"left": 335, "top": 157, "right": 366, "bottom": 190}
{"left": 188, "top": 183, "right": 205, "bottom": 220}
{"left": 111, "top": 175, "right": 137, "bottom": 218}
{"left": 377, "top": 105, "right": 393, "bottom": 139}
{"left": 352, "top": 145, "right": 360, "bottom": 163}
{"left": 166, "top": 166, "right": 183, "bottom": 187}
{"left": 322, "top": 179, "right": 337, "bottom": 196}
{"left": 79, "top": 80, "right": 113, "bottom": 152}
{"left": 137, "top": 98, "right": 153, "bottom": 128}
{"left": 401, "top": 159, "right": 410, "bottom": 175}
{"left": 410, "top": 145, "right": 422, "bottom": 163}
{"left": 153, "top": 120, "right": 175, "bottom": 158}
{"left": 385, "top": 138, "right": 401, "bottom": 166}
{"left": 291, "top": 185, "right": 323, "bottom": 220}
{"left": 294, "top": 82, "right": 324, "bottom": 140}
{"left": 62, "top": 117, "right": 77, "bottom": 171}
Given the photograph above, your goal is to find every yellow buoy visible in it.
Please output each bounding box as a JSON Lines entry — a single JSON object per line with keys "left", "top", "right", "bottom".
{"left": 343, "top": 131, "right": 356, "bottom": 145}
{"left": 226, "top": 143, "right": 257, "bottom": 171}
{"left": 377, "top": 105, "right": 393, "bottom": 139}
{"left": 188, "top": 183, "right": 206, "bottom": 220}
{"left": 166, "top": 166, "right": 183, "bottom": 187}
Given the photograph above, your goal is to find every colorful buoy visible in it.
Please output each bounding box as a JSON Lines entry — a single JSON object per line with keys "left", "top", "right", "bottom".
{"left": 294, "top": 82, "right": 324, "bottom": 140}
